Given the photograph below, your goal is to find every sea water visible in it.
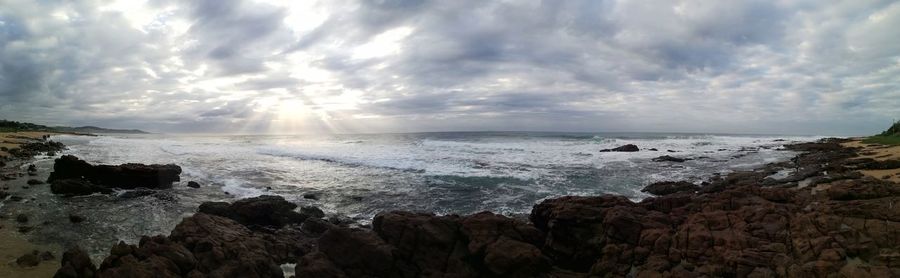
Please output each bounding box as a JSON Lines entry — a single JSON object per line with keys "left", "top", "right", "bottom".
{"left": 31, "top": 132, "right": 819, "bottom": 258}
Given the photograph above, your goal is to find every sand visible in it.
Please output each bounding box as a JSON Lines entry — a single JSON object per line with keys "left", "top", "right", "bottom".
{"left": 1, "top": 131, "right": 66, "bottom": 277}
{"left": 841, "top": 139, "right": 900, "bottom": 182}
{"left": 0, "top": 221, "right": 61, "bottom": 277}
{"left": 0, "top": 132, "right": 59, "bottom": 158}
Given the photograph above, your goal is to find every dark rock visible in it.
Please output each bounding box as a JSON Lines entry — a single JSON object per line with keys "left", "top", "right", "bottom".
{"left": 48, "top": 155, "right": 181, "bottom": 191}
{"left": 600, "top": 144, "right": 639, "bottom": 152}
{"left": 16, "top": 252, "right": 41, "bottom": 267}
{"left": 27, "top": 164, "right": 37, "bottom": 172}
{"left": 50, "top": 179, "right": 112, "bottom": 196}
{"left": 648, "top": 148, "right": 658, "bottom": 151}
{"left": 199, "top": 195, "right": 306, "bottom": 229}
{"left": 303, "top": 193, "right": 319, "bottom": 200}
{"left": 18, "top": 226, "right": 33, "bottom": 233}
{"left": 16, "top": 214, "right": 28, "bottom": 223}
{"left": 301, "top": 206, "right": 325, "bottom": 218}
{"left": 69, "top": 214, "right": 85, "bottom": 223}
{"left": 667, "top": 149, "right": 678, "bottom": 152}
{"left": 54, "top": 247, "right": 97, "bottom": 278}
{"left": 652, "top": 155, "right": 690, "bottom": 163}
{"left": 27, "top": 179, "right": 44, "bottom": 185}
{"left": 186, "top": 181, "right": 200, "bottom": 188}
{"left": 40, "top": 251, "right": 55, "bottom": 261}
{"left": 641, "top": 181, "right": 699, "bottom": 195}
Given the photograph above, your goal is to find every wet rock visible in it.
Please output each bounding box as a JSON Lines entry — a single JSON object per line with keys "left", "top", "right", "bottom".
{"left": 600, "top": 144, "right": 639, "bottom": 152}
{"left": 69, "top": 214, "right": 85, "bottom": 223}
{"left": 55, "top": 247, "right": 97, "bottom": 278}
{"left": 303, "top": 193, "right": 319, "bottom": 200}
{"left": 641, "top": 181, "right": 698, "bottom": 196}
{"left": 648, "top": 148, "right": 658, "bottom": 151}
{"left": 48, "top": 155, "right": 181, "bottom": 192}
{"left": 27, "top": 164, "right": 37, "bottom": 173}
{"left": 27, "top": 179, "right": 44, "bottom": 185}
{"left": 17, "top": 226, "right": 32, "bottom": 233}
{"left": 186, "top": 181, "right": 200, "bottom": 188}
{"left": 652, "top": 155, "right": 690, "bottom": 163}
{"left": 16, "top": 213, "right": 28, "bottom": 223}
{"left": 301, "top": 206, "right": 325, "bottom": 218}
{"left": 199, "top": 195, "right": 306, "bottom": 229}
{"left": 16, "top": 252, "right": 41, "bottom": 267}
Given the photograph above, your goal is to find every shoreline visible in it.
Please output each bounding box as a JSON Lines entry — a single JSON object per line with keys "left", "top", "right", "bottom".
{"left": 3, "top": 134, "right": 900, "bottom": 277}
{"left": 0, "top": 132, "right": 68, "bottom": 277}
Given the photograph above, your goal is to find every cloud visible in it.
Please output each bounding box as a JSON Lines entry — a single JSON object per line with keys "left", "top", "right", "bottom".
{"left": 0, "top": 0, "right": 898, "bottom": 135}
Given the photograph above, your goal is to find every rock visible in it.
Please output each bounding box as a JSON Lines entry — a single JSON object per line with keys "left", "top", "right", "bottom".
{"left": 199, "top": 195, "right": 306, "bottom": 229}
{"left": 641, "top": 181, "right": 699, "bottom": 196}
{"left": 16, "top": 214, "right": 28, "bottom": 223}
{"left": 27, "top": 164, "right": 37, "bottom": 172}
{"left": 301, "top": 206, "right": 325, "bottom": 219}
{"left": 186, "top": 181, "right": 200, "bottom": 188}
{"left": 54, "top": 247, "right": 97, "bottom": 278}
{"left": 69, "top": 214, "right": 85, "bottom": 223}
{"left": 50, "top": 178, "right": 113, "bottom": 196}
{"left": 27, "top": 179, "right": 44, "bottom": 185}
{"left": 648, "top": 148, "right": 659, "bottom": 151}
{"left": 600, "top": 144, "right": 639, "bottom": 152}
{"left": 17, "top": 226, "right": 32, "bottom": 233}
{"left": 48, "top": 155, "right": 181, "bottom": 191}
{"left": 40, "top": 251, "right": 55, "bottom": 261}
{"left": 16, "top": 252, "right": 41, "bottom": 267}
{"left": 652, "top": 155, "right": 690, "bottom": 163}
{"left": 95, "top": 213, "right": 301, "bottom": 278}
{"left": 303, "top": 193, "right": 319, "bottom": 200}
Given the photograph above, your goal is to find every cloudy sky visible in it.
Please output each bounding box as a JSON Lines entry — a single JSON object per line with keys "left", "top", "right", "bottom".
{"left": 0, "top": 0, "right": 898, "bottom": 135}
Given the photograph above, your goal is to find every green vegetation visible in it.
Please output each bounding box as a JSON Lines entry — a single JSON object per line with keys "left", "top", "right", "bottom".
{"left": 864, "top": 120, "right": 900, "bottom": 145}
{"left": 0, "top": 120, "right": 54, "bottom": 132}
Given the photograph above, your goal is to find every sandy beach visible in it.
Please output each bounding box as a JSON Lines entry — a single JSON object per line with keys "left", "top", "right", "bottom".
{"left": 842, "top": 139, "right": 900, "bottom": 182}
{"left": 0, "top": 132, "right": 66, "bottom": 277}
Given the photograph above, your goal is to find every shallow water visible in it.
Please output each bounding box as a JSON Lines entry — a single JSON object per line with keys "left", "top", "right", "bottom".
{"left": 8, "top": 132, "right": 820, "bottom": 260}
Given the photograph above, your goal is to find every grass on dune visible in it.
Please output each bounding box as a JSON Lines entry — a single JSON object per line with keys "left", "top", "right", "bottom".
{"left": 862, "top": 135, "right": 900, "bottom": 146}
{"left": 864, "top": 120, "right": 900, "bottom": 145}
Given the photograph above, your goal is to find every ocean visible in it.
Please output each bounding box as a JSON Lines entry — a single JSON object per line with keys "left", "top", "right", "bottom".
{"left": 28, "top": 132, "right": 819, "bottom": 258}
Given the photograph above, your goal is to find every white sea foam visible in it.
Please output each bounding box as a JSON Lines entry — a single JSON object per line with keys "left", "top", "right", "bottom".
{"left": 52, "top": 132, "right": 824, "bottom": 217}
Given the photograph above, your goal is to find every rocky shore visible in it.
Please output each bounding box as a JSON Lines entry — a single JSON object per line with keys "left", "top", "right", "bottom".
{"left": 43, "top": 138, "right": 900, "bottom": 277}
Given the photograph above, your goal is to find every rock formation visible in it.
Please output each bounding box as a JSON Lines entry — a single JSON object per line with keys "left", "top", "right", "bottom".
{"left": 47, "top": 155, "right": 181, "bottom": 196}
{"left": 54, "top": 139, "right": 900, "bottom": 277}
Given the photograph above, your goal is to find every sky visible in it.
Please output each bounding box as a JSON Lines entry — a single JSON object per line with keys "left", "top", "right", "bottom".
{"left": 0, "top": 0, "right": 898, "bottom": 135}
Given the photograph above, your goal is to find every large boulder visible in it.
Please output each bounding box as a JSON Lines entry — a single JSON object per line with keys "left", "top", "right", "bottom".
{"left": 48, "top": 155, "right": 181, "bottom": 190}
{"left": 198, "top": 195, "right": 308, "bottom": 229}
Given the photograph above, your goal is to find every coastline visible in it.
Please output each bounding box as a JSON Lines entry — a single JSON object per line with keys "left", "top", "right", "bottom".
{"left": 3, "top": 134, "right": 900, "bottom": 277}
{"left": 0, "top": 132, "right": 68, "bottom": 277}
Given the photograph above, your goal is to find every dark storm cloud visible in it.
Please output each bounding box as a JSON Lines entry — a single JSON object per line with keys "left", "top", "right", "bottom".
{"left": 0, "top": 0, "right": 898, "bottom": 135}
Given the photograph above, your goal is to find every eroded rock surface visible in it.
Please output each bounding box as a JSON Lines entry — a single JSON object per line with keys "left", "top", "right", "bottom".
{"left": 57, "top": 139, "right": 900, "bottom": 277}
{"left": 47, "top": 155, "right": 181, "bottom": 196}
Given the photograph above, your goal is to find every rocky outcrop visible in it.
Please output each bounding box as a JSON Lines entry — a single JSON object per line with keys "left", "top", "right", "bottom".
{"left": 47, "top": 155, "right": 181, "bottom": 196}
{"left": 59, "top": 139, "right": 900, "bottom": 277}
{"left": 652, "top": 155, "right": 690, "bottom": 163}
{"left": 7, "top": 141, "right": 65, "bottom": 158}
{"left": 198, "top": 195, "right": 312, "bottom": 229}
{"left": 642, "top": 181, "right": 699, "bottom": 195}
{"left": 56, "top": 209, "right": 320, "bottom": 277}
{"left": 600, "top": 144, "right": 639, "bottom": 152}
